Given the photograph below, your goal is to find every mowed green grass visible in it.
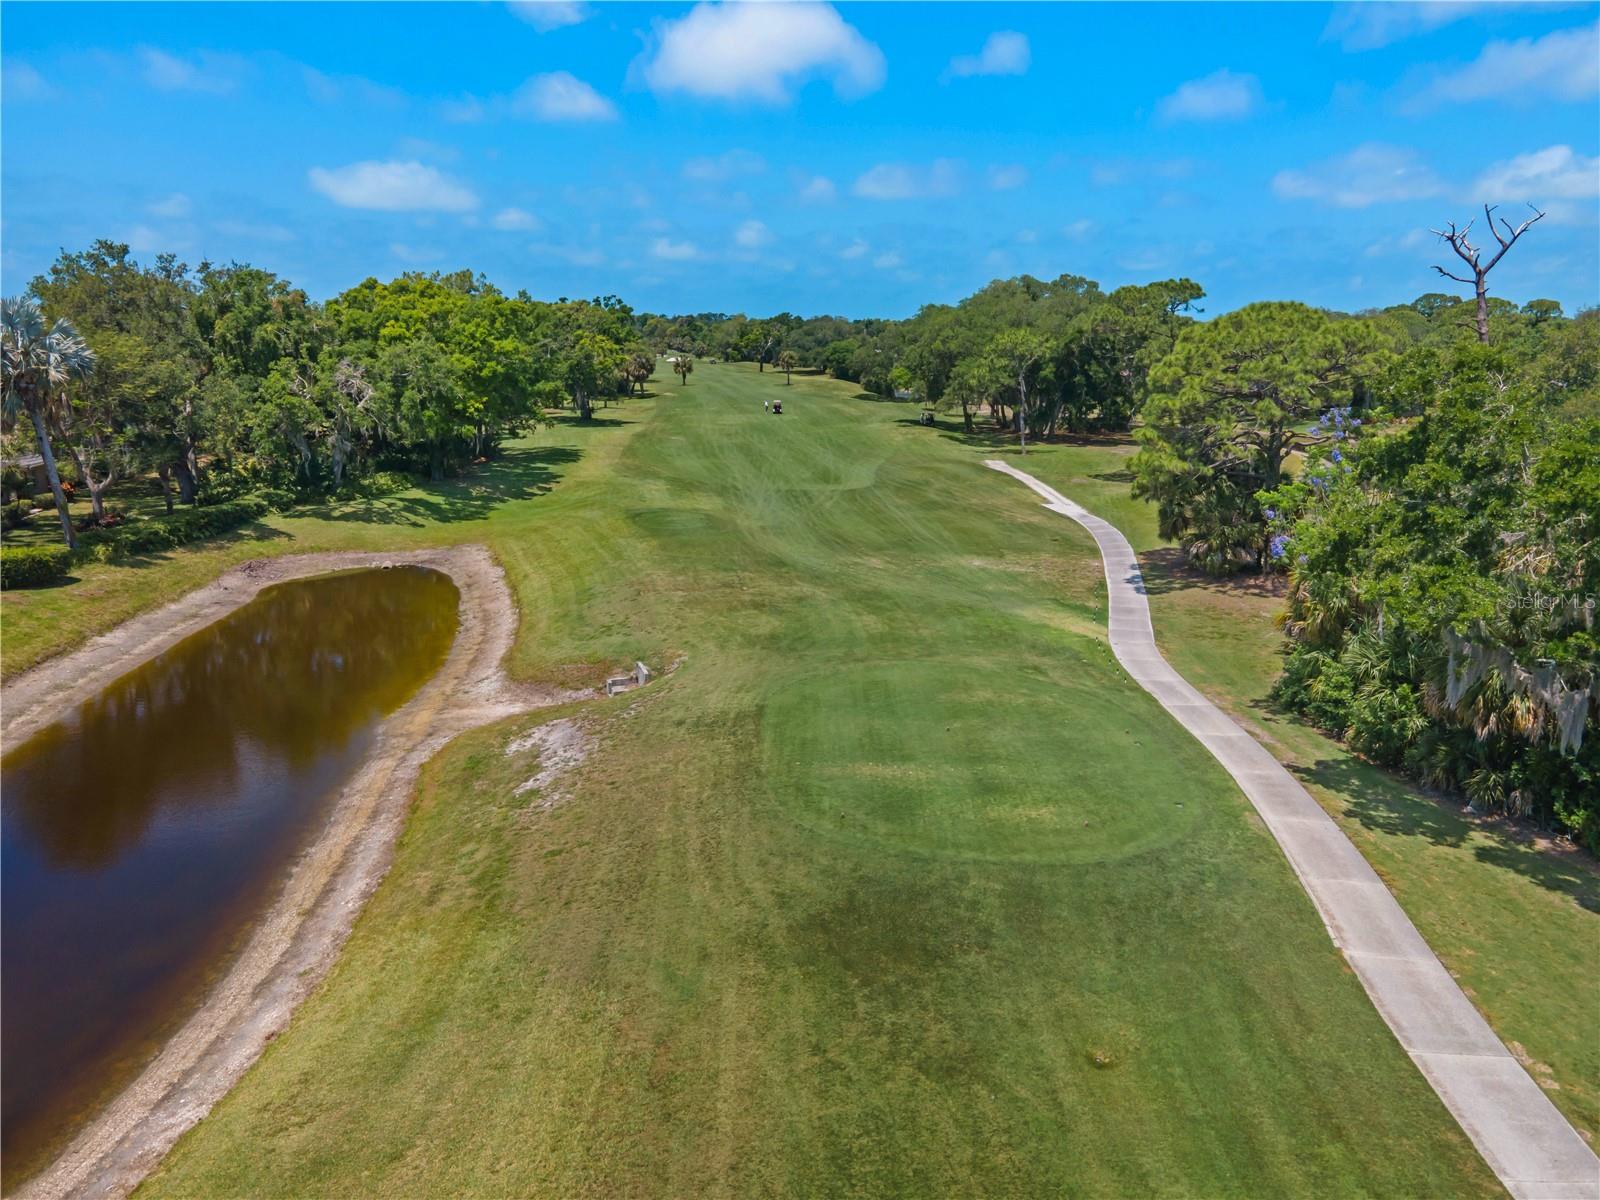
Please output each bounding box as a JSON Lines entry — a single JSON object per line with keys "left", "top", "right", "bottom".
{"left": 119, "top": 365, "right": 1499, "bottom": 1197}
{"left": 1006, "top": 432, "right": 1600, "bottom": 1143}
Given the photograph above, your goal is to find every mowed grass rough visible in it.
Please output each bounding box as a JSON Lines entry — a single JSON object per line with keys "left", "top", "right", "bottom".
{"left": 33, "top": 367, "right": 1500, "bottom": 1196}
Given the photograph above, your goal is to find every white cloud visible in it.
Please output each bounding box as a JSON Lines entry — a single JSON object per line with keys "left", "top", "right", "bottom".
{"left": 683, "top": 149, "right": 765, "bottom": 182}
{"left": 988, "top": 164, "right": 1029, "bottom": 191}
{"left": 853, "top": 159, "right": 962, "bottom": 200}
{"left": 734, "top": 219, "right": 770, "bottom": 248}
{"left": 1088, "top": 158, "right": 1194, "bottom": 187}
{"left": 1016, "top": 229, "right": 1039, "bottom": 244}
{"left": 1063, "top": 219, "right": 1096, "bottom": 239}
{"left": 651, "top": 237, "right": 699, "bottom": 261}
{"left": 1323, "top": 1, "right": 1544, "bottom": 51}
{"left": 512, "top": 71, "right": 617, "bottom": 121}
{"left": 1412, "top": 21, "right": 1598, "bottom": 107}
{"left": 302, "top": 66, "right": 406, "bottom": 109}
{"left": 123, "top": 224, "right": 167, "bottom": 253}
{"left": 147, "top": 192, "right": 192, "bottom": 219}
{"left": 639, "top": 2, "right": 884, "bottom": 103}
{"left": 798, "top": 174, "right": 837, "bottom": 203}
{"left": 1473, "top": 144, "right": 1600, "bottom": 201}
{"left": 1363, "top": 228, "right": 1433, "bottom": 258}
{"left": 872, "top": 251, "right": 902, "bottom": 269}
{"left": 1472, "top": 144, "right": 1600, "bottom": 222}
{"left": 3, "top": 60, "right": 56, "bottom": 100}
{"left": 839, "top": 238, "right": 870, "bottom": 260}
{"left": 438, "top": 94, "right": 487, "bottom": 123}
{"left": 308, "top": 160, "right": 479, "bottom": 211}
{"left": 1272, "top": 143, "right": 1446, "bottom": 207}
{"left": 944, "top": 31, "right": 1030, "bottom": 79}
{"left": 492, "top": 206, "right": 542, "bottom": 231}
{"left": 138, "top": 46, "right": 241, "bottom": 94}
{"left": 1157, "top": 69, "right": 1263, "bottom": 122}
{"left": 507, "top": 1, "right": 590, "bottom": 31}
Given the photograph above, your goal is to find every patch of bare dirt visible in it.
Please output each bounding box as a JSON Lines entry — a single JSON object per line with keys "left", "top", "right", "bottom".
{"left": 507, "top": 717, "right": 591, "bottom": 809}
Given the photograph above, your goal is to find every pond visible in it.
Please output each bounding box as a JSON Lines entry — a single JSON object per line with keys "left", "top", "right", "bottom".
{"left": 1, "top": 566, "right": 459, "bottom": 1188}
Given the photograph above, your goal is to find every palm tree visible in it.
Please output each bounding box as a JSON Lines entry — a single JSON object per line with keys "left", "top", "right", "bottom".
{"left": 3, "top": 296, "right": 96, "bottom": 548}
{"left": 673, "top": 354, "right": 694, "bottom": 386}
{"left": 777, "top": 350, "right": 798, "bottom": 384}
{"left": 626, "top": 351, "right": 654, "bottom": 396}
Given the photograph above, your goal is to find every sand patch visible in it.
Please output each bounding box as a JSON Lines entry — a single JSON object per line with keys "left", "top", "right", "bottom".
{"left": 507, "top": 717, "right": 592, "bottom": 809}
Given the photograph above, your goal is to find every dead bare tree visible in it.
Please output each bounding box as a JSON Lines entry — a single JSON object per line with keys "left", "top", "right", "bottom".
{"left": 1431, "top": 204, "right": 1545, "bottom": 344}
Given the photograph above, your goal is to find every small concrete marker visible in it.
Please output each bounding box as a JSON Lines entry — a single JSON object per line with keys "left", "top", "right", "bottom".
{"left": 985, "top": 458, "right": 1600, "bottom": 1200}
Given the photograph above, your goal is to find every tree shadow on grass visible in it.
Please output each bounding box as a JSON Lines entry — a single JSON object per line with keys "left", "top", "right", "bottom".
{"left": 1292, "top": 754, "right": 1600, "bottom": 911}
{"left": 4, "top": 570, "right": 84, "bottom": 591}
{"left": 933, "top": 423, "right": 1014, "bottom": 451}
{"left": 308, "top": 444, "right": 582, "bottom": 529}
{"left": 928, "top": 422, "right": 1140, "bottom": 455}
{"left": 1137, "top": 546, "right": 1289, "bottom": 601}
{"left": 560, "top": 412, "right": 634, "bottom": 429}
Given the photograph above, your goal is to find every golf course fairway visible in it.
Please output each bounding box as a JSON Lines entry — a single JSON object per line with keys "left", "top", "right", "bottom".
{"left": 87, "top": 365, "right": 1503, "bottom": 1196}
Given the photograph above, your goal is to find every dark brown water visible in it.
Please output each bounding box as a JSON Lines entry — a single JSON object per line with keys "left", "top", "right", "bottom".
{"left": 1, "top": 566, "right": 458, "bottom": 1187}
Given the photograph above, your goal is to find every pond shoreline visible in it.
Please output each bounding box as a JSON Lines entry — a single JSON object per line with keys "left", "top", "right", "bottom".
{"left": 6, "top": 546, "right": 584, "bottom": 1200}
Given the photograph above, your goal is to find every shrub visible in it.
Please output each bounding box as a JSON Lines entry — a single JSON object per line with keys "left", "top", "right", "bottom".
{"left": 33, "top": 492, "right": 57, "bottom": 509}
{"left": 2, "top": 500, "right": 33, "bottom": 531}
{"left": 1273, "top": 648, "right": 1353, "bottom": 735}
{"left": 1345, "top": 684, "right": 1428, "bottom": 768}
{"left": 1, "top": 544, "right": 71, "bottom": 589}
{"left": 75, "top": 496, "right": 271, "bottom": 561}
{"left": 252, "top": 487, "right": 297, "bottom": 512}
{"left": 356, "top": 470, "right": 413, "bottom": 498}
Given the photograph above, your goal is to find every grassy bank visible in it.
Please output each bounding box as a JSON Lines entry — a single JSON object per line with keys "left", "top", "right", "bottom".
{"left": 1005, "top": 431, "right": 1600, "bottom": 1143}
{"left": 122, "top": 365, "right": 1499, "bottom": 1196}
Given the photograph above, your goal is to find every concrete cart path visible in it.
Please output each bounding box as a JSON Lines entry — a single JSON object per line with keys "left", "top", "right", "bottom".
{"left": 986, "top": 459, "right": 1599, "bottom": 1200}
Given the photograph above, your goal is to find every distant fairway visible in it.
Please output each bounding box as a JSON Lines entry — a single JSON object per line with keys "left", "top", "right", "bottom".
{"left": 116, "top": 364, "right": 1501, "bottom": 1196}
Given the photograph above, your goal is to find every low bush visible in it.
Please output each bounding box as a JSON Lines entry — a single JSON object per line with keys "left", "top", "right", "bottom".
{"left": 32, "top": 492, "right": 57, "bottom": 509}
{"left": 1, "top": 544, "right": 72, "bottom": 589}
{"left": 75, "top": 495, "right": 270, "bottom": 561}
{"left": 1345, "top": 684, "right": 1429, "bottom": 768}
{"left": 2, "top": 500, "right": 33, "bottom": 531}
{"left": 253, "top": 487, "right": 297, "bottom": 512}
{"left": 74, "top": 511, "right": 126, "bottom": 533}
{"left": 355, "top": 470, "right": 413, "bottom": 498}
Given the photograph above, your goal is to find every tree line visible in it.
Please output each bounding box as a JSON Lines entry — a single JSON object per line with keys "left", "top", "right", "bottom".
{"left": 3, "top": 241, "right": 656, "bottom": 549}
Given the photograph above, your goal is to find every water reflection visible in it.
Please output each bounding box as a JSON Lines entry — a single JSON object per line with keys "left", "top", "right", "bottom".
{"left": 1, "top": 566, "right": 458, "bottom": 1187}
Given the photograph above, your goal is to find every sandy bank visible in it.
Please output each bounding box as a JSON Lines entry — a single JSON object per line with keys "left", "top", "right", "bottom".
{"left": 5, "top": 546, "right": 584, "bottom": 1200}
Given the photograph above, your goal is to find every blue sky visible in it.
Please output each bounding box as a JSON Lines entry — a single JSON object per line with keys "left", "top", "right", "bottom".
{"left": 3, "top": 1, "right": 1597, "bottom": 317}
